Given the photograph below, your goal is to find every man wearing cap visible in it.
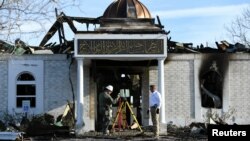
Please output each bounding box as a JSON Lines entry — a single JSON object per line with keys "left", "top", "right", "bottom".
{"left": 149, "top": 85, "right": 162, "bottom": 138}
{"left": 98, "top": 85, "right": 120, "bottom": 135}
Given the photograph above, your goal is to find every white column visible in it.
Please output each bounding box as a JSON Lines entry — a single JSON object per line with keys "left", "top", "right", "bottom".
{"left": 158, "top": 58, "right": 166, "bottom": 124}
{"left": 76, "top": 58, "right": 84, "bottom": 134}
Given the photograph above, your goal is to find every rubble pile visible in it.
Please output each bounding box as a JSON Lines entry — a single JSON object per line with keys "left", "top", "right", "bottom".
{"left": 0, "top": 102, "right": 75, "bottom": 140}
{"left": 168, "top": 39, "right": 250, "bottom": 53}
{"left": 2, "top": 38, "right": 249, "bottom": 55}
{"left": 0, "top": 120, "right": 6, "bottom": 131}
{"left": 167, "top": 122, "right": 207, "bottom": 140}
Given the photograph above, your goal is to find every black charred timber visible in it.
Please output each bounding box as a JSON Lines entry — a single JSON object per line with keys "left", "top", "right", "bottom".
{"left": 26, "top": 124, "right": 70, "bottom": 137}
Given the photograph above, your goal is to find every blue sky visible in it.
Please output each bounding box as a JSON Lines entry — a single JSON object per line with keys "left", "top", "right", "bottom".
{"left": 66, "top": 0, "right": 250, "bottom": 47}
{"left": 21, "top": 0, "right": 250, "bottom": 47}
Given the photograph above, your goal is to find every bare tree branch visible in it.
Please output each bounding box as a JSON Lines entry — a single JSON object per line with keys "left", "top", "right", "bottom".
{"left": 226, "top": 6, "right": 250, "bottom": 47}
{"left": 0, "top": 0, "right": 5, "bottom": 8}
{"left": 0, "top": 0, "right": 82, "bottom": 43}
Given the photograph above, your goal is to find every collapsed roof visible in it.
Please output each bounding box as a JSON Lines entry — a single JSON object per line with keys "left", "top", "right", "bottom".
{"left": 167, "top": 38, "right": 250, "bottom": 53}
{"left": 0, "top": 0, "right": 249, "bottom": 55}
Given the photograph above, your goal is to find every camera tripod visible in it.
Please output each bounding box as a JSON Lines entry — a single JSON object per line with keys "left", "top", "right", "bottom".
{"left": 111, "top": 99, "right": 143, "bottom": 132}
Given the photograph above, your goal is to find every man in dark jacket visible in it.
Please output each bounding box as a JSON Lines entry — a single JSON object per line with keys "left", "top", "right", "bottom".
{"left": 98, "top": 85, "right": 120, "bottom": 135}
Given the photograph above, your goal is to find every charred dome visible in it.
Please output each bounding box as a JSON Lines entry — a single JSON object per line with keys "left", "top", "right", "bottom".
{"left": 103, "top": 0, "right": 151, "bottom": 19}
{"left": 97, "top": 0, "right": 164, "bottom": 33}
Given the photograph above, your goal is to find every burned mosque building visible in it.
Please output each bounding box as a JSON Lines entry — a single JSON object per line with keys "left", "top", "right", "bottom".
{"left": 0, "top": 0, "right": 250, "bottom": 137}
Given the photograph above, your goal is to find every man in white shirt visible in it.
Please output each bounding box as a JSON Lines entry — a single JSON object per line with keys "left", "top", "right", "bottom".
{"left": 149, "top": 85, "right": 162, "bottom": 137}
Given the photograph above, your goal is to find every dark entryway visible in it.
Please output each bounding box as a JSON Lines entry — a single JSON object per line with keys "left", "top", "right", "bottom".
{"left": 93, "top": 61, "right": 144, "bottom": 131}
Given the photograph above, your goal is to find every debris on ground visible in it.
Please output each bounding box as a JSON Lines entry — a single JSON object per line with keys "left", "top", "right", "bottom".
{"left": 0, "top": 120, "right": 6, "bottom": 131}
{"left": 167, "top": 122, "right": 207, "bottom": 140}
{"left": 0, "top": 102, "right": 75, "bottom": 140}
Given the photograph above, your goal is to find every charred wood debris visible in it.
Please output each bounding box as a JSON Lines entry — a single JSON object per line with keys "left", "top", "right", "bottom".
{"left": 0, "top": 12, "right": 249, "bottom": 55}
{"left": 1, "top": 37, "right": 249, "bottom": 55}
{"left": 0, "top": 102, "right": 75, "bottom": 140}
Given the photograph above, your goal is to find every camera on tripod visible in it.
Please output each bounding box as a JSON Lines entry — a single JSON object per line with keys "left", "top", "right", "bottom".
{"left": 112, "top": 88, "right": 143, "bottom": 132}
{"left": 119, "top": 89, "right": 130, "bottom": 101}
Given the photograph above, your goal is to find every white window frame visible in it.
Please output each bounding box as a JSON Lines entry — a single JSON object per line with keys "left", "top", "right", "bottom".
{"left": 8, "top": 60, "right": 44, "bottom": 114}
{"left": 16, "top": 72, "right": 36, "bottom": 108}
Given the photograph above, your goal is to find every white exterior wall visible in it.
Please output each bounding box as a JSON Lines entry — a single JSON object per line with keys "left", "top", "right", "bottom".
{"left": 43, "top": 56, "right": 93, "bottom": 130}
{"left": 0, "top": 55, "right": 94, "bottom": 130}
{"left": 0, "top": 55, "right": 78, "bottom": 119}
{"left": 149, "top": 54, "right": 195, "bottom": 126}
{"left": 44, "top": 57, "right": 74, "bottom": 117}
{"left": 149, "top": 54, "right": 250, "bottom": 126}
{"left": 1, "top": 53, "right": 250, "bottom": 127}
{"left": 8, "top": 60, "right": 44, "bottom": 114}
{"left": 228, "top": 58, "right": 250, "bottom": 124}
{"left": 165, "top": 59, "right": 195, "bottom": 126}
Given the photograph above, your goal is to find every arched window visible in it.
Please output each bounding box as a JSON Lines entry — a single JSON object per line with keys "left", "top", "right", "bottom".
{"left": 17, "top": 73, "right": 35, "bottom": 81}
{"left": 16, "top": 72, "right": 36, "bottom": 108}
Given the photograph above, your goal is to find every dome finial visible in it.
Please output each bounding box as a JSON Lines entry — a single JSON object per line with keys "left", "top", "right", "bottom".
{"left": 103, "top": 0, "right": 151, "bottom": 19}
